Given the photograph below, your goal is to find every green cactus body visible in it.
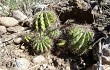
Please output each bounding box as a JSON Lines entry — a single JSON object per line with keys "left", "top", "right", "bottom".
{"left": 32, "top": 35, "right": 52, "bottom": 52}
{"left": 35, "top": 11, "right": 57, "bottom": 32}
{"left": 48, "top": 28, "right": 61, "bottom": 39}
{"left": 69, "top": 27, "right": 93, "bottom": 55}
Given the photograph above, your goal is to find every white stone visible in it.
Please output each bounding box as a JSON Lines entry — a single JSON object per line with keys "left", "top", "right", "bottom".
{"left": 32, "top": 55, "right": 45, "bottom": 63}
{"left": 12, "top": 10, "right": 27, "bottom": 22}
{"left": 0, "top": 17, "right": 18, "bottom": 27}
{"left": 20, "top": 45, "right": 25, "bottom": 50}
{"left": 0, "top": 26, "right": 7, "bottom": 35}
{"left": 14, "top": 58, "right": 30, "bottom": 70}
{"left": 7, "top": 26, "right": 25, "bottom": 33}
{"left": 66, "top": 66, "right": 70, "bottom": 70}
{"left": 47, "top": 65, "right": 56, "bottom": 70}
{"left": 14, "top": 37, "right": 22, "bottom": 44}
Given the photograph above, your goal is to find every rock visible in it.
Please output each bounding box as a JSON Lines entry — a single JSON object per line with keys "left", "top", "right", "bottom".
{"left": 0, "top": 26, "right": 7, "bottom": 35}
{"left": 42, "top": 64, "right": 48, "bottom": 69}
{"left": 48, "top": 59, "right": 53, "bottom": 64}
{"left": 0, "top": 39, "right": 3, "bottom": 47}
{"left": 7, "top": 26, "right": 25, "bottom": 33}
{"left": 1, "top": 33, "right": 17, "bottom": 45}
{"left": 20, "top": 45, "right": 25, "bottom": 50}
{"left": 0, "top": 17, "right": 19, "bottom": 27}
{"left": 14, "top": 58, "right": 30, "bottom": 70}
{"left": 32, "top": 4, "right": 48, "bottom": 14}
{"left": 32, "top": 55, "right": 45, "bottom": 63}
{"left": 66, "top": 66, "right": 70, "bottom": 70}
{"left": 14, "top": 37, "right": 22, "bottom": 44}
{"left": 47, "top": 65, "right": 56, "bottom": 70}
{"left": 12, "top": 10, "right": 27, "bottom": 22}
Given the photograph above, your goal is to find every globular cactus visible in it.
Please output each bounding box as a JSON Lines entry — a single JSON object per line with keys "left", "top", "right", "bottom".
{"left": 69, "top": 27, "right": 93, "bottom": 55}
{"left": 25, "top": 34, "right": 52, "bottom": 52}
{"left": 32, "top": 35, "right": 52, "bottom": 52}
{"left": 48, "top": 28, "right": 61, "bottom": 39}
{"left": 34, "top": 10, "right": 57, "bottom": 32}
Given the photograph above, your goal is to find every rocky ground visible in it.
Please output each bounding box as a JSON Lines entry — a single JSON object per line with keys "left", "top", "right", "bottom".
{"left": 0, "top": 0, "right": 110, "bottom": 70}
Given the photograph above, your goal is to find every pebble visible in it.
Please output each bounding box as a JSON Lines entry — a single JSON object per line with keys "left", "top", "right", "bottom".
{"left": 47, "top": 65, "right": 56, "bottom": 70}
{"left": 20, "top": 45, "right": 25, "bottom": 50}
{"left": 0, "top": 26, "right": 7, "bottom": 35}
{"left": 14, "top": 58, "right": 30, "bottom": 70}
{"left": 0, "top": 17, "right": 18, "bottom": 27}
{"left": 66, "top": 66, "right": 70, "bottom": 70}
{"left": 12, "top": 10, "right": 27, "bottom": 22}
{"left": 14, "top": 37, "right": 22, "bottom": 44}
{"left": 32, "top": 55, "right": 45, "bottom": 64}
{"left": 7, "top": 26, "right": 25, "bottom": 33}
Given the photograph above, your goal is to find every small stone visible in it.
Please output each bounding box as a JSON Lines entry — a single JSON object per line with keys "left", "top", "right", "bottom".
{"left": 0, "top": 26, "right": 7, "bottom": 35}
{"left": 32, "top": 55, "right": 45, "bottom": 64}
{"left": 7, "top": 26, "right": 25, "bottom": 33}
{"left": 48, "top": 59, "right": 53, "bottom": 64}
{"left": 66, "top": 66, "right": 70, "bottom": 70}
{"left": 42, "top": 64, "right": 48, "bottom": 69}
{"left": 12, "top": 10, "right": 27, "bottom": 22}
{"left": 14, "top": 58, "right": 30, "bottom": 70}
{"left": 20, "top": 45, "right": 25, "bottom": 50}
{"left": 14, "top": 37, "right": 22, "bottom": 44}
{"left": 0, "top": 17, "right": 18, "bottom": 27}
{"left": 0, "top": 39, "right": 3, "bottom": 47}
{"left": 47, "top": 65, "right": 55, "bottom": 70}
{"left": 32, "top": 4, "right": 48, "bottom": 14}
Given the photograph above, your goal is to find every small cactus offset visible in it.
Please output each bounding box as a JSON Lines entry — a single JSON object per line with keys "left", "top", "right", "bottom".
{"left": 48, "top": 28, "right": 61, "bottom": 39}
{"left": 69, "top": 27, "right": 93, "bottom": 55}
{"left": 32, "top": 34, "right": 52, "bottom": 52}
{"left": 35, "top": 10, "right": 57, "bottom": 32}
{"left": 25, "top": 33, "right": 52, "bottom": 53}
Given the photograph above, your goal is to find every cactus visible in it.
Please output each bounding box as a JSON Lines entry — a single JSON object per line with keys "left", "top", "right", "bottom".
{"left": 48, "top": 28, "right": 61, "bottom": 39}
{"left": 69, "top": 27, "right": 93, "bottom": 55}
{"left": 25, "top": 33, "right": 52, "bottom": 52}
{"left": 35, "top": 10, "right": 57, "bottom": 32}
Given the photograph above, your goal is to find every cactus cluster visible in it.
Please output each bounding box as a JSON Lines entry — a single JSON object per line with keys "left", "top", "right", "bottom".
{"left": 25, "top": 10, "right": 59, "bottom": 53}
{"left": 69, "top": 27, "right": 93, "bottom": 55}
{"left": 35, "top": 10, "right": 57, "bottom": 32}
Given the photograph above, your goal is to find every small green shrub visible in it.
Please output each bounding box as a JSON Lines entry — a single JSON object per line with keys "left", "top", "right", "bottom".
{"left": 69, "top": 27, "right": 93, "bottom": 55}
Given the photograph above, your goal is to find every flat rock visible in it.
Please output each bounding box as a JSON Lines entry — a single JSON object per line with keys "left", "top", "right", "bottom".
{"left": 32, "top": 55, "right": 46, "bottom": 64}
{"left": 12, "top": 10, "right": 27, "bottom": 22}
{"left": 14, "top": 58, "right": 30, "bottom": 70}
{"left": 0, "top": 17, "right": 19, "bottom": 27}
{"left": 0, "top": 26, "right": 7, "bottom": 35}
{"left": 7, "top": 26, "right": 25, "bottom": 33}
